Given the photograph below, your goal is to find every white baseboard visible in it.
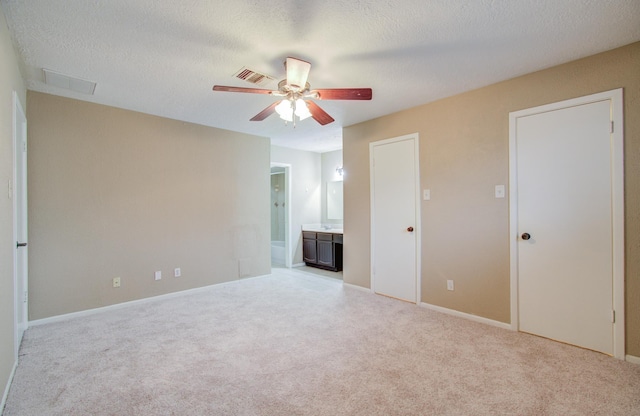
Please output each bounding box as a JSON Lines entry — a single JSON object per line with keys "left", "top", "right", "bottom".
{"left": 30, "top": 275, "right": 270, "bottom": 327}
{"left": 292, "top": 263, "right": 305, "bottom": 268}
{"left": 343, "top": 282, "right": 372, "bottom": 293}
{"left": 1, "top": 359, "right": 18, "bottom": 413}
{"left": 626, "top": 355, "right": 640, "bottom": 365}
{"left": 420, "top": 302, "right": 511, "bottom": 330}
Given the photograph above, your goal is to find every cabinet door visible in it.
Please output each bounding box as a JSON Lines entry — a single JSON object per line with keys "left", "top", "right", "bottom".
{"left": 303, "top": 239, "right": 317, "bottom": 263}
{"left": 317, "top": 240, "right": 334, "bottom": 267}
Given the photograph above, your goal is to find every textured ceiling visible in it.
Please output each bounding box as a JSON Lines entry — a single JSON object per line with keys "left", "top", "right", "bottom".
{"left": 2, "top": 0, "right": 639, "bottom": 153}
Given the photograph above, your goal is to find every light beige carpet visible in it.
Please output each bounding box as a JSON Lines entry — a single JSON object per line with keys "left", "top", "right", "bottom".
{"left": 3, "top": 268, "right": 640, "bottom": 415}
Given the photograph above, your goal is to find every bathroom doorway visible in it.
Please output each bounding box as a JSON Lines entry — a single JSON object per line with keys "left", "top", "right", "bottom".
{"left": 270, "top": 163, "right": 291, "bottom": 268}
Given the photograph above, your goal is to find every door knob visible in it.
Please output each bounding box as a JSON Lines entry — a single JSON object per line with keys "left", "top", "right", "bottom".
{"left": 521, "top": 233, "right": 531, "bottom": 241}
{"left": 407, "top": 227, "right": 414, "bottom": 232}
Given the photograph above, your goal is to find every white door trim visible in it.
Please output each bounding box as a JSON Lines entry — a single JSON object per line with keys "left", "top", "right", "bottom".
{"left": 369, "top": 133, "right": 421, "bottom": 304}
{"left": 509, "top": 88, "right": 624, "bottom": 359}
{"left": 12, "top": 90, "right": 28, "bottom": 358}
{"left": 270, "top": 162, "right": 292, "bottom": 268}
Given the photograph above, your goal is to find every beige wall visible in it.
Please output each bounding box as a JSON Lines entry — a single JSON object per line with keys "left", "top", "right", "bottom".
{"left": 0, "top": 7, "right": 26, "bottom": 404}
{"left": 28, "top": 92, "right": 270, "bottom": 320}
{"left": 343, "top": 42, "right": 640, "bottom": 356}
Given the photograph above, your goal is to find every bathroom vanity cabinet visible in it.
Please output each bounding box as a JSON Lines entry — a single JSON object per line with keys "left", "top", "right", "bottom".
{"left": 302, "top": 231, "right": 343, "bottom": 272}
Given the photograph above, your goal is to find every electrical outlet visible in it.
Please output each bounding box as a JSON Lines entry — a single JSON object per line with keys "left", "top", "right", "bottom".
{"left": 174, "top": 268, "right": 181, "bottom": 277}
{"left": 113, "top": 277, "right": 121, "bottom": 288}
{"left": 447, "top": 280, "right": 454, "bottom": 291}
{"left": 154, "top": 271, "right": 162, "bottom": 281}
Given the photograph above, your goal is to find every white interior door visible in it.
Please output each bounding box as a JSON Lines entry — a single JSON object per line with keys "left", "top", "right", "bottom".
{"left": 370, "top": 134, "right": 420, "bottom": 303}
{"left": 511, "top": 91, "right": 624, "bottom": 356}
{"left": 13, "top": 91, "right": 28, "bottom": 356}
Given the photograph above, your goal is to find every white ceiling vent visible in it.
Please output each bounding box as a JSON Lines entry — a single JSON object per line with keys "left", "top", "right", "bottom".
{"left": 43, "top": 69, "right": 97, "bottom": 95}
{"left": 233, "top": 67, "right": 276, "bottom": 86}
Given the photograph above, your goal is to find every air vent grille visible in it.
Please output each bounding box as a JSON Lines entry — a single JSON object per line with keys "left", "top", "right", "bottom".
{"left": 43, "top": 69, "right": 96, "bottom": 95}
{"left": 233, "top": 67, "right": 276, "bottom": 86}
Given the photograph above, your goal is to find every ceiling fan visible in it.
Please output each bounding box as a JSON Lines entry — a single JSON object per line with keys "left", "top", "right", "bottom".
{"left": 213, "top": 57, "right": 372, "bottom": 126}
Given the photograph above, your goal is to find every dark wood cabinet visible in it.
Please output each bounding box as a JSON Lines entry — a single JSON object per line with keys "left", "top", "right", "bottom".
{"left": 302, "top": 237, "right": 317, "bottom": 263}
{"left": 302, "top": 232, "right": 343, "bottom": 272}
{"left": 317, "top": 240, "right": 334, "bottom": 267}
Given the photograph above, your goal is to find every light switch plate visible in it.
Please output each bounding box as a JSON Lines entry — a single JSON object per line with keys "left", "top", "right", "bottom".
{"left": 154, "top": 271, "right": 162, "bottom": 281}
{"left": 495, "top": 185, "right": 505, "bottom": 198}
{"left": 423, "top": 189, "right": 431, "bottom": 201}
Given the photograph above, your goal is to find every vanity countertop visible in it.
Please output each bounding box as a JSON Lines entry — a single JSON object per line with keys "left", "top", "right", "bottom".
{"left": 303, "top": 228, "right": 343, "bottom": 234}
{"left": 302, "top": 224, "right": 343, "bottom": 234}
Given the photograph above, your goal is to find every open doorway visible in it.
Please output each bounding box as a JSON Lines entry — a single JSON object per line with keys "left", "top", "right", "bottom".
{"left": 270, "top": 163, "right": 291, "bottom": 268}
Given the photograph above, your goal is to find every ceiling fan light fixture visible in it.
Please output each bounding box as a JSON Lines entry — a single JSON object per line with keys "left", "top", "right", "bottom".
{"left": 275, "top": 99, "right": 293, "bottom": 121}
{"left": 295, "top": 99, "right": 312, "bottom": 120}
{"left": 213, "top": 57, "right": 370, "bottom": 126}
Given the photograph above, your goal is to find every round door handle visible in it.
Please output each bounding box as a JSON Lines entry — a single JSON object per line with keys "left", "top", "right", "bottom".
{"left": 407, "top": 227, "right": 414, "bottom": 232}
{"left": 521, "top": 233, "right": 531, "bottom": 241}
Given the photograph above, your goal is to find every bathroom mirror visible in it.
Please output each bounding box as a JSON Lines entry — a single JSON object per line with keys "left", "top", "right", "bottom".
{"left": 327, "top": 180, "right": 343, "bottom": 220}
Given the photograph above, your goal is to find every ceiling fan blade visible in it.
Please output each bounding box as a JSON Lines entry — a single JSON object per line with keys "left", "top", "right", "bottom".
{"left": 312, "top": 88, "right": 372, "bottom": 100}
{"left": 213, "top": 85, "right": 274, "bottom": 94}
{"left": 250, "top": 101, "right": 279, "bottom": 121}
{"left": 306, "top": 101, "right": 335, "bottom": 125}
{"left": 285, "top": 57, "right": 311, "bottom": 89}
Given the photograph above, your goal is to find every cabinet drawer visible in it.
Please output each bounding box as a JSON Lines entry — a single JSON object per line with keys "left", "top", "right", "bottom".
{"left": 333, "top": 234, "right": 343, "bottom": 244}
{"left": 317, "top": 233, "right": 333, "bottom": 241}
{"left": 302, "top": 232, "right": 316, "bottom": 240}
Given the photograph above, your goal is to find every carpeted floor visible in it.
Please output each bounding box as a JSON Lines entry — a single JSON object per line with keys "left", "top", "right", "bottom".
{"left": 3, "top": 268, "right": 640, "bottom": 415}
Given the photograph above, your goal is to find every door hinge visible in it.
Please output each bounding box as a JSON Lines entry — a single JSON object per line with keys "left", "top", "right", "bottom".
{"left": 611, "top": 310, "right": 615, "bottom": 323}
{"left": 24, "top": 291, "right": 28, "bottom": 303}
{"left": 610, "top": 121, "right": 614, "bottom": 134}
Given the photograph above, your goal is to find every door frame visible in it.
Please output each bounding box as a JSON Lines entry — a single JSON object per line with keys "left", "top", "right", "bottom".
{"left": 12, "top": 91, "right": 28, "bottom": 357}
{"left": 508, "top": 89, "right": 624, "bottom": 359}
{"left": 369, "top": 133, "right": 421, "bottom": 304}
{"left": 270, "top": 162, "right": 292, "bottom": 268}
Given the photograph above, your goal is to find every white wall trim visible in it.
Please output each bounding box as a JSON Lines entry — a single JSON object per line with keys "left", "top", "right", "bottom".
{"left": 1, "top": 360, "right": 18, "bottom": 413}
{"left": 626, "top": 355, "right": 640, "bottom": 365}
{"left": 343, "top": 282, "right": 373, "bottom": 294}
{"left": 421, "top": 302, "right": 511, "bottom": 330}
{"left": 270, "top": 162, "right": 292, "bottom": 268}
{"left": 508, "top": 88, "right": 625, "bottom": 359}
{"left": 29, "top": 275, "right": 270, "bottom": 327}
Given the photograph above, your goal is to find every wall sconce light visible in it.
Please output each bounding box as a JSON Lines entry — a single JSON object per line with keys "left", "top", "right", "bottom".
{"left": 336, "top": 166, "right": 344, "bottom": 177}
